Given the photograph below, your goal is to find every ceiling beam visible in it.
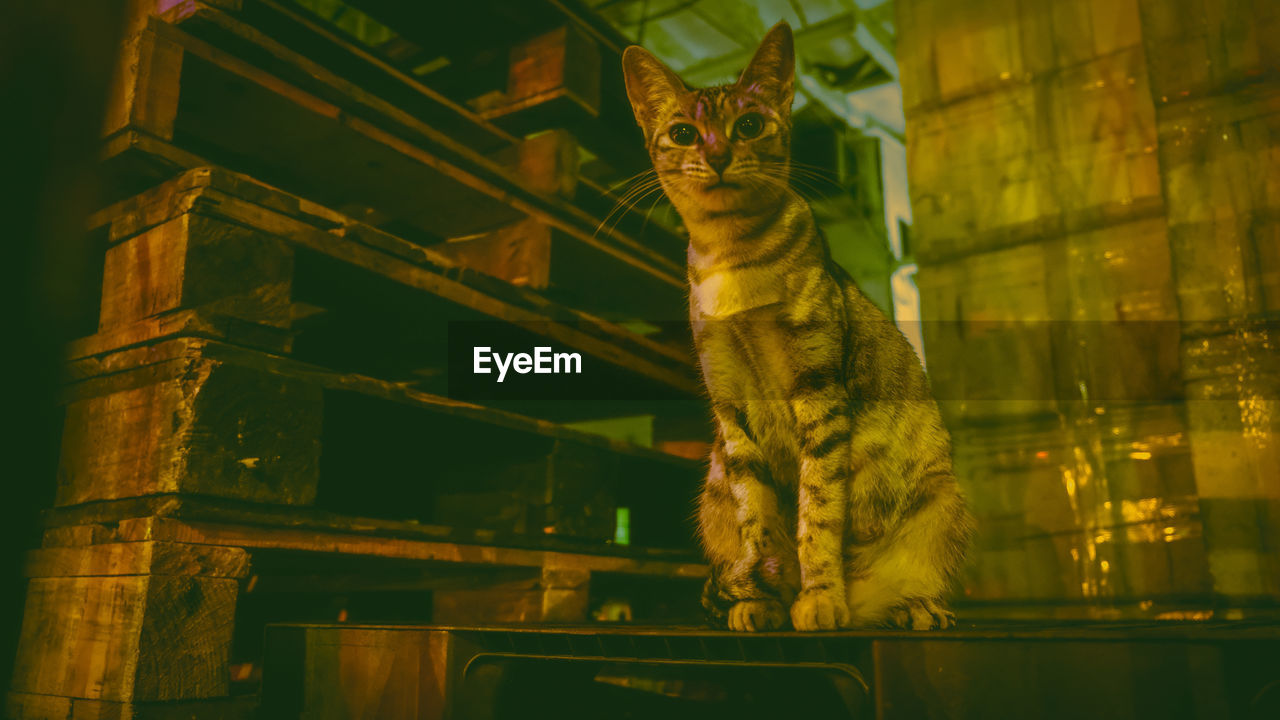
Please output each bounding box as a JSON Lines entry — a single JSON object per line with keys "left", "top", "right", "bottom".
{"left": 677, "top": 12, "right": 859, "bottom": 84}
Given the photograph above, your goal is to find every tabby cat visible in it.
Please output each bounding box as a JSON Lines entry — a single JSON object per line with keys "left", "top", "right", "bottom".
{"left": 622, "top": 22, "right": 972, "bottom": 631}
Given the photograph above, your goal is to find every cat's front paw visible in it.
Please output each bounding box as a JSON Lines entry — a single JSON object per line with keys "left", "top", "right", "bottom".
{"left": 727, "top": 599, "right": 787, "bottom": 632}
{"left": 790, "top": 587, "right": 849, "bottom": 631}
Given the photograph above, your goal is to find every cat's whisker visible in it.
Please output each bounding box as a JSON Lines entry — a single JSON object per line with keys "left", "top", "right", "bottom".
{"left": 594, "top": 178, "right": 667, "bottom": 239}
{"left": 603, "top": 167, "right": 659, "bottom": 194}
{"left": 595, "top": 182, "right": 667, "bottom": 240}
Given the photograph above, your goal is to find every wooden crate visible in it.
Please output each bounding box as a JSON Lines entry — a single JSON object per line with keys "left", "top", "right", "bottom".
{"left": 905, "top": 46, "right": 1162, "bottom": 264}
{"left": 1137, "top": 0, "right": 1280, "bottom": 105}
{"left": 917, "top": 240, "right": 1065, "bottom": 422}
{"left": 896, "top": 0, "right": 1146, "bottom": 114}
{"left": 952, "top": 402, "right": 1212, "bottom": 605}
{"left": 1181, "top": 329, "right": 1280, "bottom": 599}
{"left": 1157, "top": 89, "right": 1280, "bottom": 328}
{"left": 917, "top": 213, "right": 1183, "bottom": 425}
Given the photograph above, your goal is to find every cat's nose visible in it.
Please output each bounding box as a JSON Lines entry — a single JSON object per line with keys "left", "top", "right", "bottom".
{"left": 706, "top": 152, "right": 732, "bottom": 177}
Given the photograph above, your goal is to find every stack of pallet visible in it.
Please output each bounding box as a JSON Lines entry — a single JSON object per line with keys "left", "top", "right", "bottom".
{"left": 897, "top": 0, "right": 1277, "bottom": 615}
{"left": 8, "top": 1, "right": 713, "bottom": 718}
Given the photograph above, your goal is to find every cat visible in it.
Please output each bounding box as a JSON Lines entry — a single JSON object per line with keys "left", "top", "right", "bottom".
{"left": 622, "top": 21, "right": 972, "bottom": 631}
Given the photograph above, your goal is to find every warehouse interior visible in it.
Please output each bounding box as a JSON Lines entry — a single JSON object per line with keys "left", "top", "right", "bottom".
{"left": 1, "top": 0, "right": 1277, "bottom": 717}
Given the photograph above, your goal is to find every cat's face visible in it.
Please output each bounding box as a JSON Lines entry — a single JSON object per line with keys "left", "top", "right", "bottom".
{"left": 622, "top": 22, "right": 795, "bottom": 220}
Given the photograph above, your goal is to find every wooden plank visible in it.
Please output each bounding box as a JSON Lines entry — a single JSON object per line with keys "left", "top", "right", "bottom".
{"left": 103, "top": 24, "right": 185, "bottom": 140}
{"left": 432, "top": 566, "right": 590, "bottom": 623}
{"left": 495, "top": 128, "right": 580, "bottom": 199}
{"left": 477, "top": 25, "right": 602, "bottom": 134}
{"left": 11, "top": 575, "right": 237, "bottom": 702}
{"left": 62, "top": 695, "right": 256, "bottom": 720}
{"left": 111, "top": 515, "right": 708, "bottom": 579}
{"left": 39, "top": 495, "right": 701, "bottom": 564}
{"left": 98, "top": 213, "right": 294, "bottom": 331}
{"left": 57, "top": 343, "right": 323, "bottom": 507}
{"left": 6, "top": 691, "right": 71, "bottom": 720}
{"left": 43, "top": 525, "right": 119, "bottom": 549}
{"left": 434, "top": 217, "right": 552, "bottom": 288}
{"left": 24, "top": 542, "right": 249, "bottom": 579}
{"left": 63, "top": 308, "right": 292, "bottom": 359}
{"left": 260, "top": 625, "right": 458, "bottom": 720}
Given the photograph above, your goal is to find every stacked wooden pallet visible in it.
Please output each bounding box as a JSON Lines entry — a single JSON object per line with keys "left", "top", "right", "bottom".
{"left": 8, "top": 1, "right": 711, "bottom": 718}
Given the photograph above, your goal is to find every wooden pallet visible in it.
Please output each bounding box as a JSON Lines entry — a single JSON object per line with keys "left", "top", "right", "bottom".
{"left": 59, "top": 334, "right": 701, "bottom": 541}
{"left": 247, "top": 0, "right": 655, "bottom": 176}
{"left": 157, "top": 0, "right": 679, "bottom": 256}
{"left": 8, "top": 498, "right": 707, "bottom": 719}
{"left": 81, "top": 166, "right": 700, "bottom": 406}
{"left": 102, "top": 11, "right": 688, "bottom": 323}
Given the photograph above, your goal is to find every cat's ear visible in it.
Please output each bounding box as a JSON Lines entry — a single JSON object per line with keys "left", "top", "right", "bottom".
{"left": 738, "top": 21, "right": 794, "bottom": 109}
{"left": 622, "top": 46, "right": 686, "bottom": 135}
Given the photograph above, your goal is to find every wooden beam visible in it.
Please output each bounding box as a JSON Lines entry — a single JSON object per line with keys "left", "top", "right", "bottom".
{"left": 110, "top": 514, "right": 707, "bottom": 579}
{"left": 11, "top": 575, "right": 238, "bottom": 702}
{"left": 57, "top": 341, "right": 324, "bottom": 507}
{"left": 24, "top": 542, "right": 250, "bottom": 579}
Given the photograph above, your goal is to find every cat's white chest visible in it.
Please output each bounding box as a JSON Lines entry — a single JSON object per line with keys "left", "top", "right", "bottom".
{"left": 689, "top": 264, "right": 787, "bottom": 319}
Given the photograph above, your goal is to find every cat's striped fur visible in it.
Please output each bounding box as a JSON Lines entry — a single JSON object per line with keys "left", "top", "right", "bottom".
{"left": 623, "top": 22, "right": 972, "bottom": 631}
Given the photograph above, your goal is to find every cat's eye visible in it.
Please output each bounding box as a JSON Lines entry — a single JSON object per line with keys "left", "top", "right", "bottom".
{"left": 735, "top": 113, "right": 765, "bottom": 139}
{"left": 668, "top": 124, "right": 699, "bottom": 146}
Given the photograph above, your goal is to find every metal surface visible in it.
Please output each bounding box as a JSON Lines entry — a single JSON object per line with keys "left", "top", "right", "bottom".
{"left": 263, "top": 620, "right": 1280, "bottom": 719}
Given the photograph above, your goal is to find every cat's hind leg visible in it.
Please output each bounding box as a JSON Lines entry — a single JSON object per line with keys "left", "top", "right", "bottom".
{"left": 843, "top": 481, "right": 970, "bottom": 629}
{"left": 887, "top": 597, "right": 955, "bottom": 630}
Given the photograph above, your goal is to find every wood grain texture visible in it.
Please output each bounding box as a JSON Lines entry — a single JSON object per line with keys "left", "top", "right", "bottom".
{"left": 433, "top": 566, "right": 590, "bottom": 623}
{"left": 23, "top": 542, "right": 249, "bottom": 579}
{"left": 478, "top": 25, "right": 603, "bottom": 136}
{"left": 11, "top": 575, "right": 236, "bottom": 702}
{"left": 39, "top": 495, "right": 702, "bottom": 564}
{"left": 435, "top": 218, "right": 553, "bottom": 289}
{"left": 101, "top": 513, "right": 706, "bottom": 579}
{"left": 8, "top": 690, "right": 256, "bottom": 720}
{"left": 260, "top": 626, "right": 456, "bottom": 720}
{"left": 56, "top": 345, "right": 323, "bottom": 507}
{"left": 102, "top": 25, "right": 184, "bottom": 140}
{"left": 98, "top": 213, "right": 294, "bottom": 331}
